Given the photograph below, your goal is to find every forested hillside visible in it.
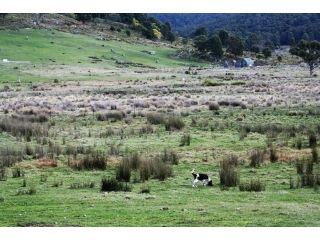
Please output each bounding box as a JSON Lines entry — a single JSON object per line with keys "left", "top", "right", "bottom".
{"left": 151, "top": 13, "right": 320, "bottom": 45}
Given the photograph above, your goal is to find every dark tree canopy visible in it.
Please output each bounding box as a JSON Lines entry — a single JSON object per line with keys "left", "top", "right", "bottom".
{"left": 0, "top": 13, "right": 8, "bottom": 20}
{"left": 245, "top": 33, "right": 260, "bottom": 51}
{"left": 227, "top": 35, "right": 244, "bottom": 56}
{"left": 262, "top": 48, "right": 272, "bottom": 58}
{"left": 218, "top": 30, "right": 229, "bottom": 46}
{"left": 207, "top": 35, "right": 223, "bottom": 59}
{"left": 194, "top": 27, "right": 207, "bottom": 37}
{"left": 194, "top": 35, "right": 208, "bottom": 53}
{"left": 290, "top": 40, "right": 320, "bottom": 76}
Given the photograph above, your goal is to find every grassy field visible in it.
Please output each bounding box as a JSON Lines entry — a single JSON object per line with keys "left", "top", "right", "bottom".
{"left": 0, "top": 28, "right": 320, "bottom": 227}
{"left": 0, "top": 29, "right": 199, "bottom": 84}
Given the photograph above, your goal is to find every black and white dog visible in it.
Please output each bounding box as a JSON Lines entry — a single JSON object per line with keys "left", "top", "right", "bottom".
{"left": 191, "top": 169, "right": 213, "bottom": 187}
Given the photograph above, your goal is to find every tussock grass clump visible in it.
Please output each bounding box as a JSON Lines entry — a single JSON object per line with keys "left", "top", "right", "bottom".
{"left": 249, "top": 149, "right": 265, "bottom": 168}
{"left": 52, "top": 180, "right": 63, "bottom": 187}
{"left": 165, "top": 115, "right": 185, "bottom": 131}
{"left": 139, "top": 160, "right": 152, "bottom": 182}
{"left": 96, "top": 111, "right": 125, "bottom": 122}
{"left": 22, "top": 179, "right": 27, "bottom": 187}
{"left": 309, "top": 133, "right": 317, "bottom": 148}
{"left": 25, "top": 144, "right": 34, "bottom": 156}
{"left": 12, "top": 168, "right": 24, "bottom": 178}
{"left": 146, "top": 112, "right": 165, "bottom": 125}
{"left": 311, "top": 147, "right": 318, "bottom": 163}
{"left": 180, "top": 133, "right": 191, "bottom": 146}
{"left": 295, "top": 160, "right": 304, "bottom": 175}
{"left": 203, "top": 79, "right": 224, "bottom": 87}
{"left": 295, "top": 137, "right": 303, "bottom": 150}
{"left": 0, "top": 146, "right": 25, "bottom": 169}
{"left": 70, "top": 181, "right": 95, "bottom": 189}
{"left": 127, "top": 152, "right": 141, "bottom": 170}
{"left": 116, "top": 159, "right": 131, "bottom": 182}
{"left": 208, "top": 102, "right": 220, "bottom": 111}
{"left": 294, "top": 158, "right": 320, "bottom": 188}
{"left": 301, "top": 174, "right": 320, "bottom": 188}
{"left": 101, "top": 177, "right": 132, "bottom": 192}
{"left": 100, "top": 127, "right": 115, "bottom": 138}
{"left": 16, "top": 186, "right": 36, "bottom": 195}
{"left": 0, "top": 116, "right": 48, "bottom": 140}
{"left": 231, "top": 81, "right": 246, "bottom": 86}
{"left": 40, "top": 174, "right": 48, "bottom": 183}
{"left": 219, "top": 156, "right": 239, "bottom": 187}
{"left": 12, "top": 112, "right": 49, "bottom": 123}
{"left": 70, "top": 151, "right": 107, "bottom": 170}
{"left": 150, "top": 159, "right": 173, "bottom": 181}
{"left": 239, "top": 179, "right": 265, "bottom": 192}
{"left": 0, "top": 168, "right": 7, "bottom": 181}
{"left": 269, "top": 146, "right": 278, "bottom": 163}
{"left": 139, "top": 184, "right": 150, "bottom": 194}
{"left": 109, "top": 143, "right": 121, "bottom": 156}
{"left": 139, "top": 124, "right": 154, "bottom": 135}
{"left": 160, "top": 149, "right": 179, "bottom": 165}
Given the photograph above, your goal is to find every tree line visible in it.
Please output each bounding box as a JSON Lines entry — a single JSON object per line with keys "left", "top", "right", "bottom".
{"left": 74, "top": 13, "right": 176, "bottom": 42}
{"left": 192, "top": 27, "right": 272, "bottom": 60}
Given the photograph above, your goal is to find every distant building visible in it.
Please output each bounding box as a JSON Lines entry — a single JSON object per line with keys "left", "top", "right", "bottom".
{"left": 235, "top": 58, "right": 254, "bottom": 68}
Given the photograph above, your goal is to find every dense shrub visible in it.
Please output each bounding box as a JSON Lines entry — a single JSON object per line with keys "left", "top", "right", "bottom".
{"left": 219, "top": 157, "right": 239, "bottom": 187}
{"left": 209, "top": 102, "right": 220, "bottom": 111}
{"left": 146, "top": 112, "right": 165, "bottom": 125}
{"left": 239, "top": 179, "right": 265, "bottom": 192}
{"left": 164, "top": 116, "right": 185, "bottom": 131}
{"left": 101, "top": 177, "right": 132, "bottom": 192}
{"left": 96, "top": 111, "right": 125, "bottom": 122}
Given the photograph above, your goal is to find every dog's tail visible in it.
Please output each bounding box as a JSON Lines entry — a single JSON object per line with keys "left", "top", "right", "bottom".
{"left": 208, "top": 178, "right": 213, "bottom": 186}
